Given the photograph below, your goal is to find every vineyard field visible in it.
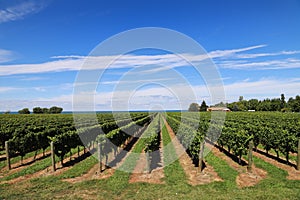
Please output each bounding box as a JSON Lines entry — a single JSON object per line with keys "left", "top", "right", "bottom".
{"left": 0, "top": 111, "right": 299, "bottom": 199}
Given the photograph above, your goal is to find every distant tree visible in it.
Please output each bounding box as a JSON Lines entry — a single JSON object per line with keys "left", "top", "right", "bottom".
{"left": 270, "top": 98, "right": 281, "bottom": 111}
{"left": 287, "top": 97, "right": 294, "bottom": 111}
{"left": 4, "top": 110, "right": 10, "bottom": 114}
{"left": 232, "top": 104, "right": 239, "bottom": 112}
{"left": 239, "top": 96, "right": 244, "bottom": 102}
{"left": 18, "top": 108, "right": 30, "bottom": 114}
{"left": 42, "top": 108, "right": 49, "bottom": 114}
{"left": 49, "top": 106, "right": 63, "bottom": 114}
{"left": 258, "top": 99, "right": 271, "bottom": 111}
{"left": 248, "top": 99, "right": 259, "bottom": 110}
{"left": 33, "top": 107, "right": 43, "bottom": 114}
{"left": 188, "top": 103, "right": 199, "bottom": 112}
{"left": 280, "top": 94, "right": 286, "bottom": 109}
{"left": 291, "top": 95, "right": 300, "bottom": 112}
{"left": 199, "top": 100, "right": 208, "bottom": 112}
{"left": 214, "top": 101, "right": 226, "bottom": 107}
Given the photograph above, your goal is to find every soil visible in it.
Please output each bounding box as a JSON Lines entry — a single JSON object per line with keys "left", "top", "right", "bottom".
{"left": 253, "top": 150, "right": 300, "bottom": 180}
{"left": 207, "top": 142, "right": 267, "bottom": 188}
{"left": 129, "top": 129, "right": 165, "bottom": 184}
{"left": 164, "top": 120, "right": 223, "bottom": 185}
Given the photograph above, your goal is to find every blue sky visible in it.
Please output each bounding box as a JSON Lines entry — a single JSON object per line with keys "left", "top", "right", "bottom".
{"left": 0, "top": 0, "right": 300, "bottom": 111}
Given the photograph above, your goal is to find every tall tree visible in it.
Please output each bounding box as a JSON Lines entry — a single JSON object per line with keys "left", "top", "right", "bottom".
{"left": 280, "top": 94, "right": 286, "bottom": 109}
{"left": 18, "top": 108, "right": 30, "bottom": 114}
{"left": 42, "top": 108, "right": 49, "bottom": 114}
{"left": 291, "top": 95, "right": 300, "bottom": 112}
{"left": 188, "top": 103, "right": 199, "bottom": 112}
{"left": 49, "top": 106, "right": 63, "bottom": 114}
{"left": 199, "top": 100, "right": 208, "bottom": 112}
{"left": 214, "top": 101, "right": 226, "bottom": 107}
{"left": 248, "top": 99, "right": 259, "bottom": 110}
{"left": 239, "top": 96, "right": 244, "bottom": 102}
{"left": 33, "top": 107, "right": 43, "bottom": 114}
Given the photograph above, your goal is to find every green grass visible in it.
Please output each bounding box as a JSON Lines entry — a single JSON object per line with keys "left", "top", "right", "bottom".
{"left": 58, "top": 153, "right": 98, "bottom": 179}
{"left": 105, "top": 126, "right": 149, "bottom": 195}
{"left": 0, "top": 147, "right": 50, "bottom": 170}
{"left": 0, "top": 146, "right": 84, "bottom": 181}
{"left": 0, "top": 157, "right": 299, "bottom": 200}
{"left": 0, "top": 120, "right": 300, "bottom": 199}
{"left": 161, "top": 122, "right": 187, "bottom": 185}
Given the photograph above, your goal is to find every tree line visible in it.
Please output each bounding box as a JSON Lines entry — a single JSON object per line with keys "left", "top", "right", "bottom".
{"left": 18, "top": 106, "right": 63, "bottom": 114}
{"left": 188, "top": 94, "right": 300, "bottom": 112}
{"left": 227, "top": 94, "right": 300, "bottom": 112}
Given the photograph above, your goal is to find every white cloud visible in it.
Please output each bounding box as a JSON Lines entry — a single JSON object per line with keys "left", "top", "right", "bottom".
{"left": 1, "top": 77, "right": 300, "bottom": 111}
{"left": 0, "top": 87, "right": 17, "bottom": 93}
{"left": 0, "top": 1, "right": 47, "bottom": 24}
{"left": 1, "top": 44, "right": 300, "bottom": 76}
{"left": 219, "top": 58, "right": 300, "bottom": 70}
{"left": 20, "top": 76, "right": 47, "bottom": 81}
{"left": 0, "top": 59, "right": 83, "bottom": 75}
{"left": 207, "top": 44, "right": 267, "bottom": 59}
{"left": 234, "top": 50, "right": 300, "bottom": 59}
{"left": 0, "top": 49, "right": 15, "bottom": 63}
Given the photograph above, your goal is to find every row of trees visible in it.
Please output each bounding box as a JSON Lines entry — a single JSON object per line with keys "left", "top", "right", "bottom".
{"left": 188, "top": 101, "right": 208, "bottom": 112}
{"left": 18, "top": 106, "right": 63, "bottom": 114}
{"left": 227, "top": 94, "right": 300, "bottom": 112}
{"left": 188, "top": 94, "right": 300, "bottom": 112}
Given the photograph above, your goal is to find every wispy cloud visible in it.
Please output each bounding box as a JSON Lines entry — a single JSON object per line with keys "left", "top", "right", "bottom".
{"left": 0, "top": 0, "right": 47, "bottom": 24}
{"left": 218, "top": 58, "right": 300, "bottom": 70}
{"left": 0, "top": 87, "right": 18, "bottom": 93}
{"left": 233, "top": 50, "right": 300, "bottom": 59}
{"left": 1, "top": 44, "right": 300, "bottom": 76}
{"left": 207, "top": 44, "right": 267, "bottom": 59}
{"left": 0, "top": 49, "right": 15, "bottom": 63}
{"left": 20, "top": 76, "right": 47, "bottom": 81}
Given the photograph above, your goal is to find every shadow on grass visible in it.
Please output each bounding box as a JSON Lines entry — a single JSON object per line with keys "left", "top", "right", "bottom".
{"left": 255, "top": 148, "right": 297, "bottom": 169}
{"left": 11, "top": 153, "right": 51, "bottom": 169}
{"left": 0, "top": 156, "right": 6, "bottom": 162}
{"left": 58, "top": 148, "right": 96, "bottom": 169}
{"left": 105, "top": 124, "right": 148, "bottom": 171}
{"left": 205, "top": 140, "right": 248, "bottom": 166}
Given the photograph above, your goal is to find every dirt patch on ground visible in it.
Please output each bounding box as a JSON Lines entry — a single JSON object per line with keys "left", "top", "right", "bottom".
{"left": 129, "top": 128, "right": 165, "bottom": 184}
{"left": 129, "top": 151, "right": 165, "bottom": 184}
{"left": 165, "top": 120, "right": 222, "bottom": 185}
{"left": 236, "top": 167, "right": 267, "bottom": 188}
{"left": 253, "top": 151, "right": 300, "bottom": 180}
{"left": 207, "top": 142, "right": 267, "bottom": 188}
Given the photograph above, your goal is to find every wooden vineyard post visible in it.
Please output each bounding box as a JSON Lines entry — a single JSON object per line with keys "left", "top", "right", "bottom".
{"left": 146, "top": 151, "right": 151, "bottom": 173}
{"left": 198, "top": 141, "right": 205, "bottom": 173}
{"left": 51, "top": 141, "right": 56, "bottom": 172}
{"left": 98, "top": 143, "right": 102, "bottom": 173}
{"left": 297, "top": 138, "right": 300, "bottom": 171}
{"left": 247, "top": 140, "right": 254, "bottom": 173}
{"left": 5, "top": 141, "right": 11, "bottom": 170}
{"left": 77, "top": 146, "right": 80, "bottom": 157}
